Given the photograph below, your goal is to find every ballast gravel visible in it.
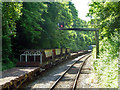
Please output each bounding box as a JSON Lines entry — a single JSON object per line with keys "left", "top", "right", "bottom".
{"left": 25, "top": 55, "right": 85, "bottom": 89}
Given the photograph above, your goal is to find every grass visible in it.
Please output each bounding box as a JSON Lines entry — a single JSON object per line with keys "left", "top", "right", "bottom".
{"left": 92, "top": 34, "right": 119, "bottom": 88}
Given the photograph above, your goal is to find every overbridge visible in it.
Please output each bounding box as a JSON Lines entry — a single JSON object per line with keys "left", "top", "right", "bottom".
{"left": 59, "top": 28, "right": 99, "bottom": 58}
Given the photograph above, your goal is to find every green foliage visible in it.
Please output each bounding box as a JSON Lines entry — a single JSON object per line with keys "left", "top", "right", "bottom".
{"left": 15, "top": 2, "right": 94, "bottom": 50}
{"left": 15, "top": 2, "right": 46, "bottom": 49}
{"left": 93, "top": 33, "right": 119, "bottom": 88}
{"left": 87, "top": 2, "right": 120, "bottom": 38}
{"left": 2, "top": 2, "right": 22, "bottom": 71}
{"left": 88, "top": 2, "right": 120, "bottom": 88}
{"left": 2, "top": 2, "right": 22, "bottom": 36}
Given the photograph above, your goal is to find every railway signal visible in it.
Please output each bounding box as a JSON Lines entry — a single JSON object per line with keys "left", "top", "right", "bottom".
{"left": 58, "top": 22, "right": 64, "bottom": 28}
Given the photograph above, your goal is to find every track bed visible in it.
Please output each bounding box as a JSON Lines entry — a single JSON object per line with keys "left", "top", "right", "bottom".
{"left": 50, "top": 54, "right": 91, "bottom": 89}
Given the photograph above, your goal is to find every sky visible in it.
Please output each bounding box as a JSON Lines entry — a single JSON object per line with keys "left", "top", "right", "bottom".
{"left": 72, "top": 0, "right": 91, "bottom": 21}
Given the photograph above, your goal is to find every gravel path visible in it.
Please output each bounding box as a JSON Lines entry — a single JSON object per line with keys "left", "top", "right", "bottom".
{"left": 76, "top": 56, "right": 99, "bottom": 88}
{"left": 24, "top": 54, "right": 87, "bottom": 89}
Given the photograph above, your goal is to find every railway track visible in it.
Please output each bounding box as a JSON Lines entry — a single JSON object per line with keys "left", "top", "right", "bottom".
{"left": 49, "top": 53, "right": 91, "bottom": 89}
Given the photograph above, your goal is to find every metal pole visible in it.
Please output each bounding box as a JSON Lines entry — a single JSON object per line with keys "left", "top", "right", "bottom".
{"left": 25, "top": 54, "right": 27, "bottom": 62}
{"left": 40, "top": 53, "right": 42, "bottom": 64}
{"left": 34, "top": 54, "right": 36, "bottom": 62}
{"left": 20, "top": 55, "right": 22, "bottom": 62}
{"left": 95, "top": 30, "right": 99, "bottom": 58}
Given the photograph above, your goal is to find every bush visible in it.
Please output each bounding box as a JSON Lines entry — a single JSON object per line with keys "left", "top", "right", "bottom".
{"left": 92, "top": 33, "right": 119, "bottom": 88}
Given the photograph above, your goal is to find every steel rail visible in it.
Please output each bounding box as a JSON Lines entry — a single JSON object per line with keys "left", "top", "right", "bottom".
{"left": 49, "top": 53, "right": 90, "bottom": 90}
{"left": 72, "top": 55, "right": 91, "bottom": 90}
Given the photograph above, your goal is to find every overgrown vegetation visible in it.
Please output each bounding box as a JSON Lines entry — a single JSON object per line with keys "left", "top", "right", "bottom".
{"left": 88, "top": 1, "right": 119, "bottom": 88}
{"left": 2, "top": 2, "right": 95, "bottom": 70}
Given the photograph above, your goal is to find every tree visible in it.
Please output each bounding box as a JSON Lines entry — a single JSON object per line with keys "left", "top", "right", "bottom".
{"left": 2, "top": 2, "right": 22, "bottom": 70}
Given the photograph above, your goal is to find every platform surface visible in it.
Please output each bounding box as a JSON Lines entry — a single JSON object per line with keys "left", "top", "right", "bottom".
{"left": 0, "top": 67, "right": 39, "bottom": 86}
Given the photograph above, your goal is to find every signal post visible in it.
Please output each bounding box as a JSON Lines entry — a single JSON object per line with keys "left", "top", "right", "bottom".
{"left": 58, "top": 26, "right": 99, "bottom": 58}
